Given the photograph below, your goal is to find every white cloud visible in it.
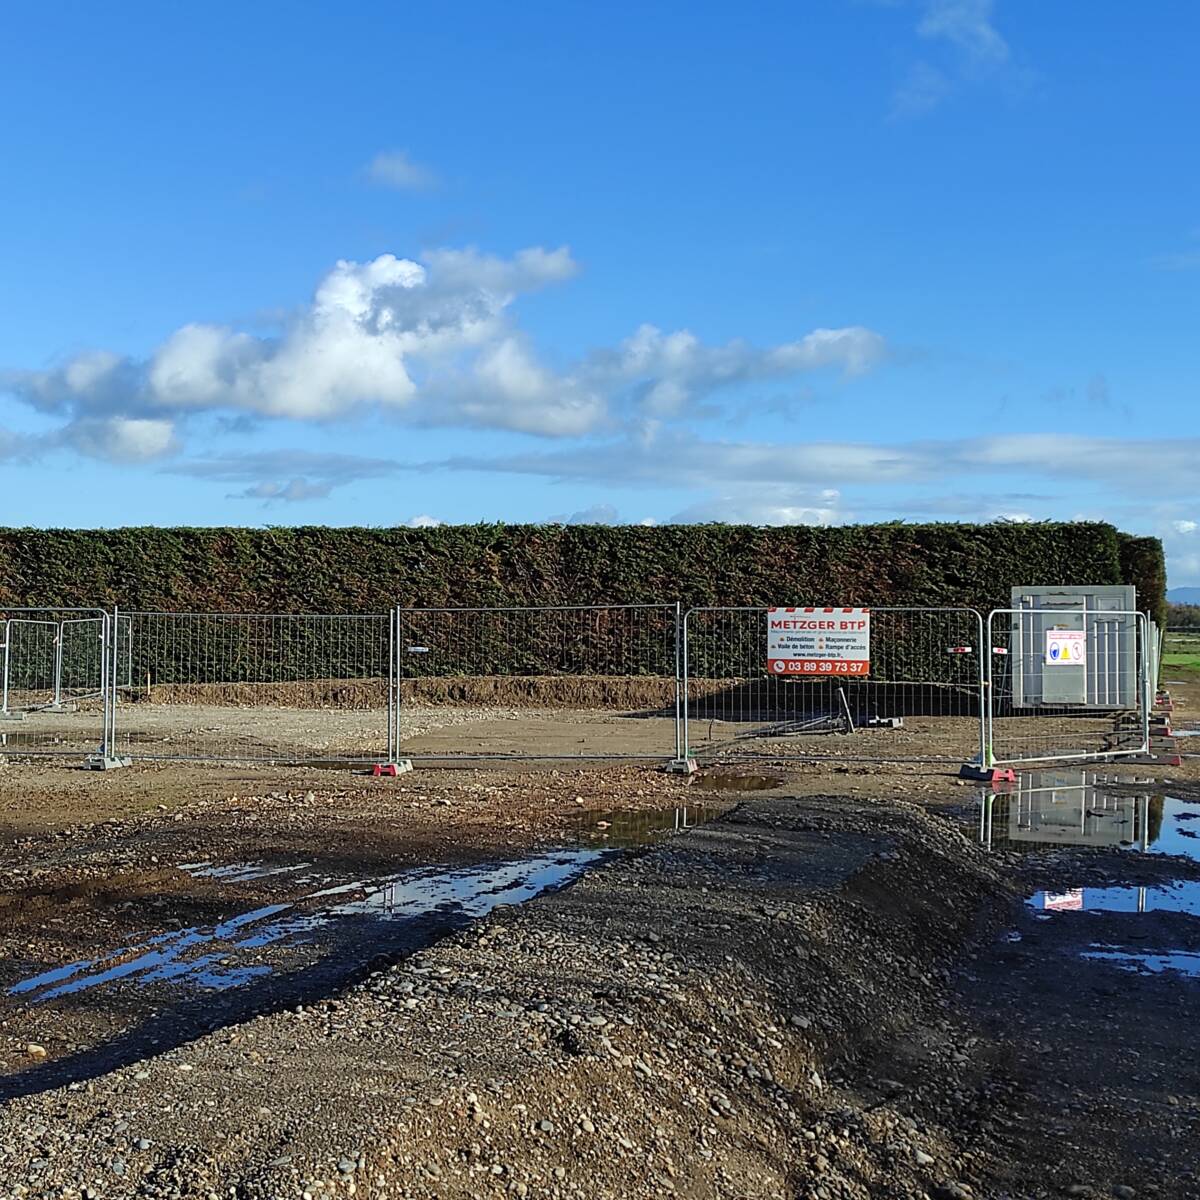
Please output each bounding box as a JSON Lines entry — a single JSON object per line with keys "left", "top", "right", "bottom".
{"left": 405, "top": 514, "right": 442, "bottom": 528}
{"left": 450, "top": 337, "right": 605, "bottom": 436}
{"left": 672, "top": 496, "right": 843, "bottom": 526}
{"left": 2, "top": 246, "right": 887, "bottom": 458}
{"left": 364, "top": 149, "right": 437, "bottom": 191}
{"left": 552, "top": 503, "right": 619, "bottom": 525}
{"left": 434, "top": 430, "right": 938, "bottom": 488}
{"left": 0, "top": 426, "right": 37, "bottom": 462}
{"left": 891, "top": 62, "right": 953, "bottom": 119}
{"left": 422, "top": 245, "right": 580, "bottom": 295}
{"left": 429, "top": 430, "right": 1200, "bottom": 499}
{"left": 918, "top": 0, "right": 1009, "bottom": 68}
{"left": 170, "top": 449, "right": 397, "bottom": 502}
{"left": 588, "top": 323, "right": 886, "bottom": 417}
{"left": 1174, "top": 520, "right": 1198, "bottom": 535}
{"left": 893, "top": 0, "right": 1015, "bottom": 117}
{"left": 60, "top": 416, "right": 178, "bottom": 463}
{"left": 2, "top": 247, "right": 592, "bottom": 445}
{"left": 235, "top": 479, "right": 333, "bottom": 503}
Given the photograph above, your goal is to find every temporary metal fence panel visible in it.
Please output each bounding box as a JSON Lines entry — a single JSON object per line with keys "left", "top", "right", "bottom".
{"left": 681, "top": 606, "right": 985, "bottom": 764}
{"left": 985, "top": 608, "right": 1150, "bottom": 767}
{"left": 0, "top": 608, "right": 111, "bottom": 759}
{"left": 394, "top": 604, "right": 680, "bottom": 761}
{"left": 112, "top": 610, "right": 395, "bottom": 765}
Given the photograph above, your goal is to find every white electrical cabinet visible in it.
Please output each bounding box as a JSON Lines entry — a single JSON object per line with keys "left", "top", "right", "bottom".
{"left": 1009, "top": 585, "right": 1139, "bottom": 709}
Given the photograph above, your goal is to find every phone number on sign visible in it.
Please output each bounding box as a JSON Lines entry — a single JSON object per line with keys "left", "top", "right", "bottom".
{"left": 769, "top": 659, "right": 869, "bottom": 675}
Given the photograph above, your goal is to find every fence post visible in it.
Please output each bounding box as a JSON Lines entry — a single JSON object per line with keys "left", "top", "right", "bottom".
{"left": 386, "top": 606, "right": 413, "bottom": 773}
{"left": 982, "top": 609, "right": 995, "bottom": 768}
{"left": 387, "top": 606, "right": 396, "bottom": 763}
{"left": 107, "top": 608, "right": 118, "bottom": 761}
{"left": 52, "top": 622, "right": 65, "bottom": 711}
{"left": 84, "top": 607, "right": 129, "bottom": 770}
{"left": 667, "top": 607, "right": 695, "bottom": 773}
{"left": 1139, "top": 612, "right": 1151, "bottom": 756}
{"left": 673, "top": 601, "right": 682, "bottom": 761}
{"left": 1, "top": 619, "right": 10, "bottom": 718}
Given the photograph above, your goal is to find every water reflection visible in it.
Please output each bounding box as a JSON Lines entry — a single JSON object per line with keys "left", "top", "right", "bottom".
{"left": 565, "top": 802, "right": 732, "bottom": 849}
{"left": 977, "top": 769, "right": 1199, "bottom": 861}
{"left": 1026, "top": 883, "right": 1200, "bottom": 917}
{"left": 1082, "top": 945, "right": 1200, "bottom": 978}
{"left": 9, "top": 851, "right": 606, "bottom": 1003}
{"left": 7, "top": 804, "right": 732, "bottom": 1005}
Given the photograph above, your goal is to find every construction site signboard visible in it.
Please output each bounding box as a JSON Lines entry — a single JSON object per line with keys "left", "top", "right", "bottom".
{"left": 767, "top": 607, "right": 871, "bottom": 676}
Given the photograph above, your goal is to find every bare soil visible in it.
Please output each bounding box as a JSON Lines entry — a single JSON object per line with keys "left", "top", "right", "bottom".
{"left": 0, "top": 672, "right": 1195, "bottom": 1198}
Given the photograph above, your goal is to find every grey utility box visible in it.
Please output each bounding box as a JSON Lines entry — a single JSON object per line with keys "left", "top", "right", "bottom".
{"left": 1009, "top": 585, "right": 1139, "bottom": 709}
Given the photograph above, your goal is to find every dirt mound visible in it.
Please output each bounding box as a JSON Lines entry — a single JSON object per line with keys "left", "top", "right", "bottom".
{"left": 122, "top": 675, "right": 733, "bottom": 711}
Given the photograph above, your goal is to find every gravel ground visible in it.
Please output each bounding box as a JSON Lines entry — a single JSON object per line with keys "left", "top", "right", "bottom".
{"left": 0, "top": 739, "right": 1196, "bottom": 1197}
{"left": 0, "top": 791, "right": 1016, "bottom": 1199}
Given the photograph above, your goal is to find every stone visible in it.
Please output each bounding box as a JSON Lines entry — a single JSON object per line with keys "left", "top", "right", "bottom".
{"left": 933, "top": 1186, "right": 972, "bottom": 1200}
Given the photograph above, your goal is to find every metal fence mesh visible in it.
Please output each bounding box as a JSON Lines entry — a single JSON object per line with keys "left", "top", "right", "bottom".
{"left": 985, "top": 608, "right": 1149, "bottom": 766}
{"left": 0, "top": 600, "right": 1160, "bottom": 772}
{"left": 113, "top": 611, "right": 394, "bottom": 764}
{"left": 0, "top": 609, "right": 110, "bottom": 757}
{"left": 395, "top": 604, "right": 680, "bottom": 760}
{"left": 682, "top": 607, "right": 985, "bottom": 763}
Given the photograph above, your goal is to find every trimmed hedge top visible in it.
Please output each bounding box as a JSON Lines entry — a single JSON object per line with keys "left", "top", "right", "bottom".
{"left": 0, "top": 522, "right": 1166, "bottom": 626}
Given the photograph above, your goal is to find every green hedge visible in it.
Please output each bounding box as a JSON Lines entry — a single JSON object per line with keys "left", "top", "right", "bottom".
{"left": 0, "top": 521, "right": 1163, "bottom": 618}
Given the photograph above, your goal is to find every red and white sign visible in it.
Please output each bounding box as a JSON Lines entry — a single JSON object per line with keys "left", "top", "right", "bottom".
{"left": 1045, "top": 628, "right": 1087, "bottom": 667}
{"left": 1042, "top": 889, "right": 1084, "bottom": 912}
{"left": 767, "top": 607, "right": 870, "bottom": 676}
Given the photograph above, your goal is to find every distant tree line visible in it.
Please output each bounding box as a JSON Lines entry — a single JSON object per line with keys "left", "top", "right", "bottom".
{"left": 1166, "top": 602, "right": 1200, "bottom": 628}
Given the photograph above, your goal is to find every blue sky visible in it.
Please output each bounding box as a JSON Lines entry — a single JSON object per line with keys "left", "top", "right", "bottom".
{"left": 1, "top": 1, "right": 1198, "bottom": 584}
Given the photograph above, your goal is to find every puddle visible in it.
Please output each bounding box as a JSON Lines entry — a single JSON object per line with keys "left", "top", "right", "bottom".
{"left": 697, "top": 772, "right": 784, "bottom": 793}
{"left": 565, "top": 802, "right": 733, "bottom": 848}
{"left": 9, "top": 851, "right": 606, "bottom": 1003}
{"left": 1025, "top": 882, "right": 1200, "bottom": 917}
{"left": 183, "top": 862, "right": 314, "bottom": 883}
{"left": 1082, "top": 945, "right": 1200, "bottom": 979}
{"left": 7, "top": 804, "right": 732, "bottom": 1005}
{"left": 978, "top": 769, "right": 1200, "bottom": 862}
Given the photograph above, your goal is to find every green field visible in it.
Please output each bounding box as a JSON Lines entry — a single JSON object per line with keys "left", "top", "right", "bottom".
{"left": 1162, "top": 630, "right": 1200, "bottom": 681}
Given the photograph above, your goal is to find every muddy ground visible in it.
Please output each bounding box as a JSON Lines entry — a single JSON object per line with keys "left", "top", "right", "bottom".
{"left": 0, "top": 685, "right": 1197, "bottom": 1197}
{"left": 7, "top": 676, "right": 1152, "bottom": 768}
